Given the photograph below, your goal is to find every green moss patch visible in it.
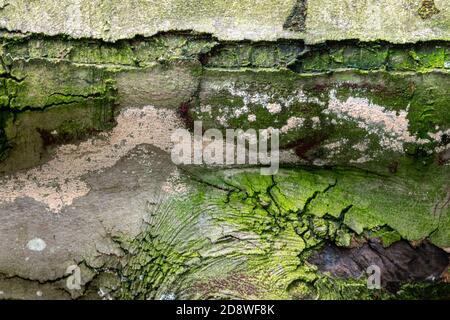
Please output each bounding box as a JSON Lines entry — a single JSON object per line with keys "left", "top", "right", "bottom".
{"left": 117, "top": 165, "right": 449, "bottom": 299}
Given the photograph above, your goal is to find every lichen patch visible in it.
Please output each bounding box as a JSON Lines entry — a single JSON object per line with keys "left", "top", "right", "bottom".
{"left": 0, "top": 106, "right": 184, "bottom": 213}
{"left": 324, "top": 90, "right": 428, "bottom": 152}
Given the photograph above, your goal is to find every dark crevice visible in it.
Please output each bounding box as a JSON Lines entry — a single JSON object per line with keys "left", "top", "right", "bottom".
{"left": 4, "top": 92, "right": 106, "bottom": 114}
{"left": 337, "top": 204, "right": 353, "bottom": 227}
{"left": 189, "top": 175, "right": 237, "bottom": 193}
{"left": 283, "top": 0, "right": 308, "bottom": 32}
{"left": 308, "top": 239, "right": 449, "bottom": 293}
{"left": 267, "top": 175, "right": 282, "bottom": 214}
{"left": 48, "top": 92, "right": 104, "bottom": 99}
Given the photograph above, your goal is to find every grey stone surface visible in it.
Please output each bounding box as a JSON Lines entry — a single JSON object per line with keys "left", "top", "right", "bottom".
{"left": 0, "top": 145, "right": 178, "bottom": 298}
{"left": 0, "top": 0, "right": 448, "bottom": 43}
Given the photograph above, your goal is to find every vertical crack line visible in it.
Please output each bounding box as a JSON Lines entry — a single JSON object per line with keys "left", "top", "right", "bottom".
{"left": 300, "top": 179, "right": 337, "bottom": 216}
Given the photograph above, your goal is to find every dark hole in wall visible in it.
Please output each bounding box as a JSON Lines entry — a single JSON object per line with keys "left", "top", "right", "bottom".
{"left": 178, "top": 101, "right": 195, "bottom": 131}
{"left": 0, "top": 127, "right": 8, "bottom": 160}
{"left": 281, "top": 131, "right": 330, "bottom": 161}
{"left": 308, "top": 239, "right": 449, "bottom": 293}
{"left": 0, "top": 112, "right": 11, "bottom": 161}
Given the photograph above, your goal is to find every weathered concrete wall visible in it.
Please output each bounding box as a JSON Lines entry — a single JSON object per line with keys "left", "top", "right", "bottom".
{"left": 0, "top": 0, "right": 449, "bottom": 43}
{"left": 1, "top": 35, "right": 449, "bottom": 173}
{"left": 0, "top": 1, "right": 449, "bottom": 300}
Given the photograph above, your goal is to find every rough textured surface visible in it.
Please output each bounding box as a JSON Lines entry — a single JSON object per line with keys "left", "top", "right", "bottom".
{"left": 0, "top": 145, "right": 178, "bottom": 299}
{"left": 0, "top": 0, "right": 449, "bottom": 300}
{"left": 0, "top": 0, "right": 449, "bottom": 43}
{"left": 117, "top": 167, "right": 450, "bottom": 299}
{"left": 1, "top": 35, "right": 449, "bottom": 174}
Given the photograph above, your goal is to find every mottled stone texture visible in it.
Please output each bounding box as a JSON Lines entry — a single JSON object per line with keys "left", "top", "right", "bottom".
{"left": 0, "top": 0, "right": 449, "bottom": 300}
{"left": 0, "top": 0, "right": 449, "bottom": 43}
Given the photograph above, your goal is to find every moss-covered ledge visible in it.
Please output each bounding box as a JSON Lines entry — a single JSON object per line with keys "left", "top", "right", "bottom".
{"left": 1, "top": 34, "right": 449, "bottom": 174}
